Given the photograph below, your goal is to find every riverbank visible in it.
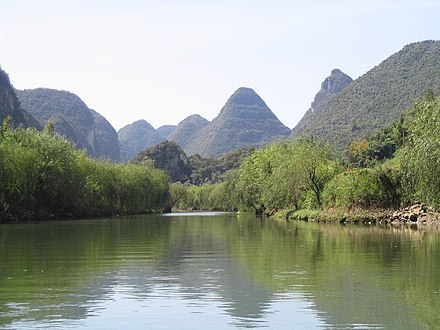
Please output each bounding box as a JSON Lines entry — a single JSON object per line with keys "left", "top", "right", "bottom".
{"left": 274, "top": 202, "right": 440, "bottom": 226}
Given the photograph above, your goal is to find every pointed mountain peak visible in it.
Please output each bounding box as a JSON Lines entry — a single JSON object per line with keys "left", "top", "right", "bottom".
{"left": 184, "top": 87, "right": 291, "bottom": 157}
{"left": 178, "top": 114, "right": 209, "bottom": 126}
{"left": 321, "top": 69, "right": 353, "bottom": 94}
{"left": 310, "top": 69, "right": 353, "bottom": 111}
{"left": 224, "top": 87, "right": 267, "bottom": 109}
{"left": 291, "top": 69, "right": 353, "bottom": 139}
{"left": 168, "top": 114, "right": 210, "bottom": 149}
{"left": 127, "top": 119, "right": 155, "bottom": 130}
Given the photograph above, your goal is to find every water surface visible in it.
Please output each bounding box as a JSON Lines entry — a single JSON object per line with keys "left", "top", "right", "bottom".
{"left": 1, "top": 213, "right": 439, "bottom": 329}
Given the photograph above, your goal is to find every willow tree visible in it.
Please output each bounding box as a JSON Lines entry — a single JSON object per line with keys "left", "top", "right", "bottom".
{"left": 227, "top": 140, "right": 339, "bottom": 213}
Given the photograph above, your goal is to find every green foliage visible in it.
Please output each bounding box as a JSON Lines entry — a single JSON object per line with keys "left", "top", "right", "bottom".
{"left": 0, "top": 125, "right": 169, "bottom": 221}
{"left": 188, "top": 147, "right": 254, "bottom": 185}
{"left": 133, "top": 142, "right": 253, "bottom": 185}
{"left": 322, "top": 166, "right": 400, "bottom": 210}
{"left": 348, "top": 117, "right": 408, "bottom": 167}
{"left": 401, "top": 94, "right": 440, "bottom": 209}
{"left": 227, "top": 140, "right": 339, "bottom": 213}
{"left": 167, "top": 182, "right": 233, "bottom": 211}
{"left": 168, "top": 183, "right": 188, "bottom": 210}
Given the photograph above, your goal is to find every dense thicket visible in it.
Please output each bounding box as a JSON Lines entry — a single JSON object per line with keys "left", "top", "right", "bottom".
{"left": 347, "top": 116, "right": 408, "bottom": 167}
{"left": 225, "top": 140, "right": 340, "bottom": 214}
{"left": 401, "top": 94, "right": 440, "bottom": 209}
{"left": 169, "top": 182, "right": 231, "bottom": 211}
{"left": 0, "top": 122, "right": 169, "bottom": 221}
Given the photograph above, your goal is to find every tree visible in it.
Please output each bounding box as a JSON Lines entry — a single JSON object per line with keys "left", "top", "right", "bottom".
{"left": 227, "top": 140, "right": 339, "bottom": 213}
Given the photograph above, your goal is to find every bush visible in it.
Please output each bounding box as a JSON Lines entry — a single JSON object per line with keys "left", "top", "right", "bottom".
{"left": 322, "top": 167, "right": 400, "bottom": 210}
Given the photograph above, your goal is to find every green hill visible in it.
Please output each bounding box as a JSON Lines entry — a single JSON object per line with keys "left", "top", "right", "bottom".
{"left": 185, "top": 87, "right": 291, "bottom": 157}
{"left": 291, "top": 40, "right": 440, "bottom": 150}
{"left": 16, "top": 88, "right": 120, "bottom": 161}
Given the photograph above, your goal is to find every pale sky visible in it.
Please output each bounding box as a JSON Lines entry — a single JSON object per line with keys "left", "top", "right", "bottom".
{"left": 1, "top": 0, "right": 439, "bottom": 130}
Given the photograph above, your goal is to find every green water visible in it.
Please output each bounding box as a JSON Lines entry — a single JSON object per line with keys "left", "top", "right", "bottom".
{"left": 1, "top": 212, "right": 439, "bottom": 329}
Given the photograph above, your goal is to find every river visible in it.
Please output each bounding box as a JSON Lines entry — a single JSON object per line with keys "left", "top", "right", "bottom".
{"left": 1, "top": 212, "right": 439, "bottom": 329}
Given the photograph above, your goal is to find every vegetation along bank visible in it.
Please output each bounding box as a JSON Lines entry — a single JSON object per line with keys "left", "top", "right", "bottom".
{"left": 0, "top": 120, "right": 169, "bottom": 222}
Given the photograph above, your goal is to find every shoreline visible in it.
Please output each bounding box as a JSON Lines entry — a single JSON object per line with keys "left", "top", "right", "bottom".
{"left": 274, "top": 203, "right": 440, "bottom": 227}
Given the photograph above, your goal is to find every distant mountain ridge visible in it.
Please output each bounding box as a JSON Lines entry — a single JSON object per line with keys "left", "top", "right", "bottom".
{"left": 156, "top": 125, "right": 177, "bottom": 139}
{"left": 184, "top": 87, "right": 291, "bottom": 157}
{"left": 291, "top": 40, "right": 440, "bottom": 149}
{"left": 122, "top": 88, "right": 291, "bottom": 160}
{"left": 118, "top": 119, "right": 163, "bottom": 162}
{"left": 16, "top": 88, "right": 120, "bottom": 161}
{"left": 7, "top": 39, "right": 439, "bottom": 161}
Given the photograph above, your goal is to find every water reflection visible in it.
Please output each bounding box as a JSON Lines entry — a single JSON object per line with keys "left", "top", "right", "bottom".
{"left": 1, "top": 214, "right": 439, "bottom": 329}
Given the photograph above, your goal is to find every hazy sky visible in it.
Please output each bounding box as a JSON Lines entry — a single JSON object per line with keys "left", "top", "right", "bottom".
{"left": 1, "top": 0, "right": 439, "bottom": 130}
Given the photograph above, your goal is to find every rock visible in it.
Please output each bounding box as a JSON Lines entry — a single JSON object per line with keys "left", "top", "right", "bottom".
{"left": 389, "top": 202, "right": 438, "bottom": 224}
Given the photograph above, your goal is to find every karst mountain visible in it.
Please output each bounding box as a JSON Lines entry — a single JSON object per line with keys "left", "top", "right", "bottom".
{"left": 291, "top": 40, "right": 440, "bottom": 149}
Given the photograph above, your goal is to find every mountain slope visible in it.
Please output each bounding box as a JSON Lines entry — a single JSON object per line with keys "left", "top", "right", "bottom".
{"left": 168, "top": 114, "right": 210, "bottom": 149}
{"left": 17, "top": 88, "right": 96, "bottom": 153}
{"left": 292, "top": 69, "right": 352, "bottom": 137}
{"left": 185, "top": 87, "right": 291, "bottom": 157}
{"left": 0, "top": 67, "right": 39, "bottom": 128}
{"left": 16, "top": 88, "right": 120, "bottom": 161}
{"left": 291, "top": 40, "right": 440, "bottom": 149}
{"left": 156, "top": 125, "right": 177, "bottom": 139}
{"left": 118, "top": 120, "right": 163, "bottom": 161}
{"left": 90, "top": 109, "right": 121, "bottom": 162}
